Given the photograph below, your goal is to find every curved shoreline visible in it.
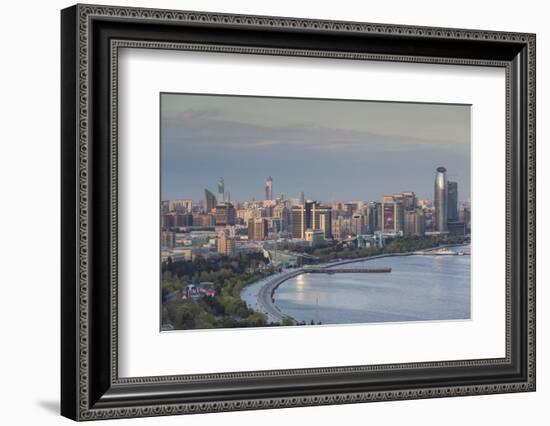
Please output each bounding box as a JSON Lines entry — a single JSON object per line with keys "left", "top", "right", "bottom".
{"left": 244, "top": 243, "right": 470, "bottom": 324}
{"left": 256, "top": 270, "right": 302, "bottom": 323}
{"left": 323, "top": 243, "right": 469, "bottom": 268}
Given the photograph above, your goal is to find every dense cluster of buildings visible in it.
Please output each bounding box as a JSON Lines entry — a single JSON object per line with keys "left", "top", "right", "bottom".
{"left": 161, "top": 169, "right": 470, "bottom": 262}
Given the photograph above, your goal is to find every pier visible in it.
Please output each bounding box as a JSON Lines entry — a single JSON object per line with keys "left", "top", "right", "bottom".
{"left": 303, "top": 267, "right": 391, "bottom": 273}
{"left": 411, "top": 250, "right": 470, "bottom": 256}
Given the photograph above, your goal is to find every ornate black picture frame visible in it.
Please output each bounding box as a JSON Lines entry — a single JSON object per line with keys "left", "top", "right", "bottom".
{"left": 61, "top": 4, "right": 536, "bottom": 421}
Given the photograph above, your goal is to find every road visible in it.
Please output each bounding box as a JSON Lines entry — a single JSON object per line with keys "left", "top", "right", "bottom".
{"left": 255, "top": 270, "right": 303, "bottom": 323}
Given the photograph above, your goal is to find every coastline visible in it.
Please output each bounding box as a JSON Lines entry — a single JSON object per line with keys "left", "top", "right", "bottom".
{"left": 241, "top": 243, "right": 470, "bottom": 324}
{"left": 323, "top": 243, "right": 470, "bottom": 268}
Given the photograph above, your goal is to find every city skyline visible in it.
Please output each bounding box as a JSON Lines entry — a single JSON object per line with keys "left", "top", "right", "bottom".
{"left": 160, "top": 162, "right": 471, "bottom": 331}
{"left": 161, "top": 93, "right": 471, "bottom": 202}
{"left": 164, "top": 172, "right": 469, "bottom": 206}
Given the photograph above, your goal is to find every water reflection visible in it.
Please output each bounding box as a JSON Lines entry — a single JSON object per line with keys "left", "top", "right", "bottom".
{"left": 274, "top": 247, "right": 471, "bottom": 325}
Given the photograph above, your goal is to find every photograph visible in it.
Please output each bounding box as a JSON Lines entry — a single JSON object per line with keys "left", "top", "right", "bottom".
{"left": 160, "top": 93, "right": 472, "bottom": 331}
{"left": 57, "top": 3, "right": 536, "bottom": 420}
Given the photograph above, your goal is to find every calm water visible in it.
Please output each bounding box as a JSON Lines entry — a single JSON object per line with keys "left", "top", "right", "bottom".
{"left": 274, "top": 247, "right": 471, "bottom": 325}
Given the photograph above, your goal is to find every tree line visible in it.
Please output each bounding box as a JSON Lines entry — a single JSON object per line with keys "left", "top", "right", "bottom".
{"left": 161, "top": 252, "right": 273, "bottom": 330}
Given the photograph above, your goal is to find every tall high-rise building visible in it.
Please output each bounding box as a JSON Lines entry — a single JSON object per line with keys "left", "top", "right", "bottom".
{"left": 160, "top": 200, "right": 170, "bottom": 214}
{"left": 404, "top": 209, "right": 425, "bottom": 236}
{"left": 331, "top": 216, "right": 346, "bottom": 240}
{"left": 248, "top": 218, "right": 268, "bottom": 241}
{"left": 316, "top": 206, "right": 332, "bottom": 239}
{"left": 434, "top": 166, "right": 448, "bottom": 232}
{"left": 350, "top": 214, "right": 366, "bottom": 235}
{"left": 290, "top": 201, "right": 332, "bottom": 239}
{"left": 192, "top": 212, "right": 215, "bottom": 227}
{"left": 214, "top": 202, "right": 236, "bottom": 226}
{"left": 273, "top": 204, "right": 290, "bottom": 232}
{"left": 365, "top": 202, "right": 379, "bottom": 233}
{"left": 380, "top": 196, "right": 395, "bottom": 233}
{"left": 237, "top": 207, "right": 261, "bottom": 223}
{"left": 160, "top": 230, "right": 176, "bottom": 249}
{"left": 265, "top": 176, "right": 273, "bottom": 201}
{"left": 380, "top": 196, "right": 404, "bottom": 233}
{"left": 397, "top": 191, "right": 416, "bottom": 211}
{"left": 344, "top": 202, "right": 357, "bottom": 218}
{"left": 461, "top": 206, "right": 471, "bottom": 233}
{"left": 175, "top": 213, "right": 193, "bottom": 227}
{"left": 168, "top": 199, "right": 193, "bottom": 213}
{"left": 217, "top": 234, "right": 236, "bottom": 256}
{"left": 299, "top": 191, "right": 305, "bottom": 206}
{"left": 447, "top": 181, "right": 459, "bottom": 222}
{"left": 269, "top": 217, "right": 284, "bottom": 234}
{"left": 162, "top": 211, "right": 193, "bottom": 229}
{"left": 217, "top": 177, "right": 225, "bottom": 203}
{"left": 161, "top": 213, "right": 175, "bottom": 230}
{"left": 204, "top": 189, "right": 217, "bottom": 212}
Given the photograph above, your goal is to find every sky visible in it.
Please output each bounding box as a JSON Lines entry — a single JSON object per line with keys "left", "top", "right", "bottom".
{"left": 160, "top": 93, "right": 470, "bottom": 203}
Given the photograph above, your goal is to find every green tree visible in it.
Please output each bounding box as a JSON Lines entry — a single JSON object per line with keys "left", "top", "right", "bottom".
{"left": 281, "top": 317, "right": 296, "bottom": 326}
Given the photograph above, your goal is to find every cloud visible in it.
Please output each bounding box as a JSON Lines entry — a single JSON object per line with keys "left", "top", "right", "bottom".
{"left": 160, "top": 97, "right": 471, "bottom": 202}
{"left": 162, "top": 113, "right": 467, "bottom": 156}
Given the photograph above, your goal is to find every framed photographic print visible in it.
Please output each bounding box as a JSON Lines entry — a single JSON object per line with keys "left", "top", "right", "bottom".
{"left": 61, "top": 4, "right": 536, "bottom": 421}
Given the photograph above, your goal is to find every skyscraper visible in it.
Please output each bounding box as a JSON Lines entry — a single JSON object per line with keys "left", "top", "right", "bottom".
{"left": 290, "top": 201, "right": 332, "bottom": 239}
{"left": 217, "top": 177, "right": 225, "bottom": 203}
{"left": 463, "top": 206, "right": 471, "bottom": 234}
{"left": 380, "top": 196, "right": 404, "bottom": 233}
{"left": 315, "top": 206, "right": 333, "bottom": 239}
{"left": 447, "top": 181, "right": 458, "bottom": 222}
{"left": 365, "top": 202, "right": 379, "bottom": 233}
{"left": 273, "top": 204, "right": 290, "bottom": 232}
{"left": 396, "top": 191, "right": 416, "bottom": 211}
{"left": 214, "top": 202, "right": 236, "bottom": 226}
{"left": 380, "top": 196, "right": 395, "bottom": 233}
{"left": 168, "top": 199, "right": 193, "bottom": 213}
{"left": 204, "top": 189, "right": 217, "bottom": 212}
{"left": 175, "top": 213, "right": 193, "bottom": 227}
{"left": 434, "top": 166, "right": 448, "bottom": 232}
{"left": 217, "top": 234, "right": 236, "bottom": 256}
{"left": 404, "top": 209, "right": 425, "bottom": 236}
{"left": 331, "top": 216, "right": 346, "bottom": 240}
{"left": 248, "top": 218, "right": 268, "bottom": 241}
{"left": 160, "top": 230, "right": 176, "bottom": 249}
{"left": 265, "top": 176, "right": 273, "bottom": 201}
{"left": 350, "top": 214, "right": 366, "bottom": 235}
{"left": 344, "top": 203, "right": 357, "bottom": 218}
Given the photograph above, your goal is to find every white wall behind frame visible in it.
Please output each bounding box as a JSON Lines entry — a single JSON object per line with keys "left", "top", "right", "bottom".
{"left": 0, "top": 1, "right": 547, "bottom": 426}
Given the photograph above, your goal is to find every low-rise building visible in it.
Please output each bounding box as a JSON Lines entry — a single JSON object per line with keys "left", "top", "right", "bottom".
{"left": 304, "top": 228, "right": 325, "bottom": 247}
{"left": 447, "top": 220, "right": 466, "bottom": 236}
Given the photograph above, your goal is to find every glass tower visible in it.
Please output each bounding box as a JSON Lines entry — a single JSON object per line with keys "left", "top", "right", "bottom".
{"left": 447, "top": 181, "right": 459, "bottom": 222}
{"left": 217, "top": 177, "right": 225, "bottom": 204}
{"left": 434, "top": 166, "right": 448, "bottom": 232}
{"left": 204, "top": 189, "right": 217, "bottom": 212}
{"left": 265, "top": 176, "right": 273, "bottom": 200}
